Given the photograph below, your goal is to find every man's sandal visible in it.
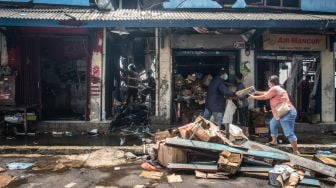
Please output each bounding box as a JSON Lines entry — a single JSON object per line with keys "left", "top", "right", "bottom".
{"left": 266, "top": 142, "right": 278, "bottom": 146}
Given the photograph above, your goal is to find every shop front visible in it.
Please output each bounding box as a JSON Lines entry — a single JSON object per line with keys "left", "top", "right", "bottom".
{"left": 256, "top": 32, "right": 334, "bottom": 123}
{"left": 172, "top": 50, "right": 239, "bottom": 124}
{"left": 0, "top": 27, "right": 105, "bottom": 122}
{"left": 158, "top": 32, "right": 247, "bottom": 124}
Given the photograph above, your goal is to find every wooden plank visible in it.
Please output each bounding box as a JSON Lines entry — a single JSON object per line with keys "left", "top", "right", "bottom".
{"left": 168, "top": 162, "right": 320, "bottom": 186}
{"left": 165, "top": 138, "right": 289, "bottom": 161}
{"left": 314, "top": 155, "right": 336, "bottom": 167}
{"left": 239, "top": 167, "right": 272, "bottom": 172}
{"left": 242, "top": 140, "right": 336, "bottom": 177}
{"left": 300, "top": 178, "right": 321, "bottom": 187}
{"left": 168, "top": 163, "right": 271, "bottom": 173}
{"left": 167, "top": 163, "right": 217, "bottom": 172}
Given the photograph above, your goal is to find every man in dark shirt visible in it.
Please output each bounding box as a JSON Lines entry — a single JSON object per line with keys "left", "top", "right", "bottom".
{"left": 203, "top": 70, "right": 235, "bottom": 128}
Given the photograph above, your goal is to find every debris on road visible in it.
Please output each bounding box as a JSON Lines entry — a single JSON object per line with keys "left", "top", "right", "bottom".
{"left": 0, "top": 175, "right": 13, "bottom": 187}
{"left": 6, "top": 162, "right": 34, "bottom": 170}
{"left": 167, "top": 173, "right": 183, "bottom": 183}
{"left": 141, "top": 162, "right": 157, "bottom": 171}
{"left": 0, "top": 167, "right": 6, "bottom": 173}
{"left": 139, "top": 171, "right": 163, "bottom": 180}
{"left": 149, "top": 116, "right": 336, "bottom": 187}
{"left": 313, "top": 155, "right": 336, "bottom": 167}
{"left": 195, "top": 170, "right": 229, "bottom": 180}
{"left": 125, "top": 152, "right": 137, "bottom": 160}
{"left": 64, "top": 182, "right": 77, "bottom": 188}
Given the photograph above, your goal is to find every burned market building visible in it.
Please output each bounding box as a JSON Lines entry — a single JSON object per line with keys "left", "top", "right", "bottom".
{"left": 0, "top": 0, "right": 335, "bottom": 135}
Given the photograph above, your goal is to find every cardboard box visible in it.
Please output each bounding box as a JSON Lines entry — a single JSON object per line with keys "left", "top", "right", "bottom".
{"left": 255, "top": 127, "right": 269, "bottom": 134}
{"left": 236, "top": 86, "right": 256, "bottom": 98}
{"left": 190, "top": 125, "right": 211, "bottom": 142}
{"left": 154, "top": 131, "right": 172, "bottom": 142}
{"left": 218, "top": 152, "right": 243, "bottom": 174}
{"left": 268, "top": 165, "right": 294, "bottom": 187}
{"left": 194, "top": 116, "right": 209, "bottom": 129}
{"left": 178, "top": 123, "right": 194, "bottom": 139}
{"left": 157, "top": 143, "right": 187, "bottom": 167}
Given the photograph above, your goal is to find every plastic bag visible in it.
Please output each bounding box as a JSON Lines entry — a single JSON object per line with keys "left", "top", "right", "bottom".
{"left": 222, "top": 100, "right": 237, "bottom": 124}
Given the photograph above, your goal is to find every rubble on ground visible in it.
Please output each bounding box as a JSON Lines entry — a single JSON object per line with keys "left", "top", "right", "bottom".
{"left": 148, "top": 116, "right": 336, "bottom": 187}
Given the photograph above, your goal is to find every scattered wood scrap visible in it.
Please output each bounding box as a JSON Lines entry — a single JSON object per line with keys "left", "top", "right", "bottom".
{"left": 242, "top": 140, "right": 336, "bottom": 177}
{"left": 167, "top": 174, "right": 183, "bottom": 183}
{"left": 150, "top": 116, "right": 335, "bottom": 187}
{"left": 313, "top": 155, "right": 336, "bottom": 167}
{"left": 217, "top": 151, "right": 243, "bottom": 174}
{"left": 165, "top": 137, "right": 290, "bottom": 161}
{"left": 139, "top": 171, "right": 164, "bottom": 180}
{"left": 195, "top": 170, "right": 229, "bottom": 180}
{"left": 0, "top": 175, "right": 13, "bottom": 187}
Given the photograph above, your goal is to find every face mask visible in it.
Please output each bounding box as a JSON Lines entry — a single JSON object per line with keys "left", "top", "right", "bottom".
{"left": 223, "top": 74, "right": 228, "bottom": 80}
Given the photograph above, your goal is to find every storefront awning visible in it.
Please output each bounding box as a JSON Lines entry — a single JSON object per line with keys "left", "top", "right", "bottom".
{"left": 0, "top": 8, "right": 336, "bottom": 28}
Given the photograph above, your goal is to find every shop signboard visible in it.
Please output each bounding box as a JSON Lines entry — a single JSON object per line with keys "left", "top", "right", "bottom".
{"left": 263, "top": 33, "right": 327, "bottom": 51}
{"left": 172, "top": 34, "right": 245, "bottom": 50}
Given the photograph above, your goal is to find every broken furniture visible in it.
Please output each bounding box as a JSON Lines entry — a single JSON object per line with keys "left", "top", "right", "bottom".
{"left": 0, "top": 104, "right": 39, "bottom": 137}
{"left": 152, "top": 116, "right": 336, "bottom": 187}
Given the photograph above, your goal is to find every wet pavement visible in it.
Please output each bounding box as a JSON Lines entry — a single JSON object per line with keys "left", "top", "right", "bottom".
{"left": 0, "top": 131, "right": 335, "bottom": 147}
{"left": 0, "top": 133, "right": 143, "bottom": 146}
{"left": 0, "top": 154, "right": 334, "bottom": 188}
{"left": 0, "top": 155, "right": 327, "bottom": 188}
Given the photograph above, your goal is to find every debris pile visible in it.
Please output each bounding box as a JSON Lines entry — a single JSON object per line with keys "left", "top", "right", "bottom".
{"left": 149, "top": 116, "right": 336, "bottom": 187}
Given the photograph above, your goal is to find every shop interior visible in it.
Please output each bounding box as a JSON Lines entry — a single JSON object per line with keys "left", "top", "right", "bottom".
{"left": 39, "top": 37, "right": 88, "bottom": 120}
{"left": 255, "top": 52, "right": 321, "bottom": 123}
{"left": 172, "top": 50, "right": 239, "bottom": 124}
{"left": 107, "top": 29, "right": 156, "bottom": 119}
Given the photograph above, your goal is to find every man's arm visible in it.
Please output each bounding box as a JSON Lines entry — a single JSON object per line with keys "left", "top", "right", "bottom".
{"left": 219, "top": 83, "right": 235, "bottom": 97}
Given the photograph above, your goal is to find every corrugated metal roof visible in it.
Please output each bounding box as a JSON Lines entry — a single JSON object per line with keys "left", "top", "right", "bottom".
{"left": 0, "top": 8, "right": 336, "bottom": 22}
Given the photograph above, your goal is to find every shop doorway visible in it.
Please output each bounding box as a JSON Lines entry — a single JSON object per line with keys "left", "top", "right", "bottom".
{"left": 39, "top": 37, "right": 89, "bottom": 120}
{"left": 172, "top": 50, "right": 239, "bottom": 124}
{"left": 255, "top": 52, "right": 321, "bottom": 122}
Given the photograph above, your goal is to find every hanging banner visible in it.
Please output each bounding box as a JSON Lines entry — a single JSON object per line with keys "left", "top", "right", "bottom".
{"left": 263, "top": 33, "right": 327, "bottom": 51}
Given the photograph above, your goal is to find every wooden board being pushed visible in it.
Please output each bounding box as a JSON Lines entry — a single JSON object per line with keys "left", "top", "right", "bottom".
{"left": 242, "top": 140, "right": 336, "bottom": 177}
{"left": 168, "top": 163, "right": 320, "bottom": 187}
{"left": 165, "top": 138, "right": 289, "bottom": 161}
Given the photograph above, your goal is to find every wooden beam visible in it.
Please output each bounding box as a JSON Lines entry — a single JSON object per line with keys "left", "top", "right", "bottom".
{"left": 242, "top": 140, "right": 336, "bottom": 177}
{"left": 165, "top": 138, "right": 290, "bottom": 161}
{"left": 300, "top": 178, "right": 321, "bottom": 187}
{"left": 167, "top": 163, "right": 217, "bottom": 172}
{"left": 168, "top": 163, "right": 320, "bottom": 187}
{"left": 167, "top": 163, "right": 273, "bottom": 172}
{"left": 239, "top": 167, "right": 272, "bottom": 172}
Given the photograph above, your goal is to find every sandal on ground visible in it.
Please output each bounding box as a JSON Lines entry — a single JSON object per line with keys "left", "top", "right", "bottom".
{"left": 266, "top": 142, "right": 278, "bottom": 146}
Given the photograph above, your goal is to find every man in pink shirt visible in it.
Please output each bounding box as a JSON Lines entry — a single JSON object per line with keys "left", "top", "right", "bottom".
{"left": 249, "top": 75, "right": 299, "bottom": 155}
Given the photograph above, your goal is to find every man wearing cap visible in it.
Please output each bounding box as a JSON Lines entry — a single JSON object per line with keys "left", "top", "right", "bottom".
{"left": 203, "top": 70, "right": 235, "bottom": 128}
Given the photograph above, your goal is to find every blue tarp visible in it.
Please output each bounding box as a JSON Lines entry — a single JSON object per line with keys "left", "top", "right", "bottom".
{"left": 164, "top": 0, "right": 222, "bottom": 9}
{"left": 33, "top": 0, "right": 89, "bottom": 6}
{"left": 0, "top": 0, "right": 31, "bottom": 2}
{"left": 301, "top": 0, "right": 336, "bottom": 13}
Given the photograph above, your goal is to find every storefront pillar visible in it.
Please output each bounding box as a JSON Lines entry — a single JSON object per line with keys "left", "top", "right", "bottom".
{"left": 321, "top": 50, "right": 335, "bottom": 122}
{"left": 240, "top": 49, "right": 255, "bottom": 108}
{"left": 90, "top": 29, "right": 104, "bottom": 122}
{"left": 158, "top": 34, "right": 172, "bottom": 123}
